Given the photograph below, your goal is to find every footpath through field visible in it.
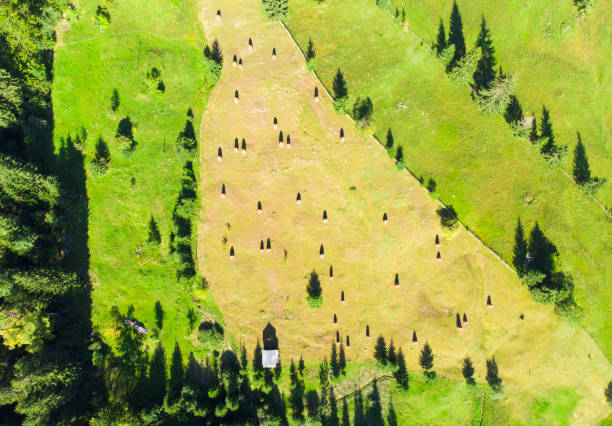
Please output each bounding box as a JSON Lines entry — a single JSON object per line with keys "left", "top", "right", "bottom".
{"left": 196, "top": 0, "right": 612, "bottom": 422}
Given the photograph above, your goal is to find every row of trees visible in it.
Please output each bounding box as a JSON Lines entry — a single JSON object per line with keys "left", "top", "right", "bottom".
{"left": 434, "top": 2, "right": 606, "bottom": 193}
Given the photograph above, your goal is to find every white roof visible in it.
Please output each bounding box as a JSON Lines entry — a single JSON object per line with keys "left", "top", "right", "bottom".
{"left": 262, "top": 349, "right": 279, "bottom": 368}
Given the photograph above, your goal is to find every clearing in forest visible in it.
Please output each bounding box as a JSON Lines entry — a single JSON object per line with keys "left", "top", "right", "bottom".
{"left": 197, "top": 0, "right": 611, "bottom": 422}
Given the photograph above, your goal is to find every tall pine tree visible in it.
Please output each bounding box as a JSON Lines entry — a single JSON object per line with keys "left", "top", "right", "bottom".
{"left": 512, "top": 217, "right": 528, "bottom": 275}
{"left": 332, "top": 68, "right": 348, "bottom": 100}
{"left": 167, "top": 342, "right": 184, "bottom": 404}
{"left": 434, "top": 18, "right": 447, "bottom": 54}
{"left": 572, "top": 133, "right": 591, "bottom": 184}
{"left": 419, "top": 343, "right": 434, "bottom": 376}
{"left": 447, "top": 1, "right": 466, "bottom": 68}
{"left": 539, "top": 106, "right": 557, "bottom": 157}
{"left": 473, "top": 16, "right": 496, "bottom": 91}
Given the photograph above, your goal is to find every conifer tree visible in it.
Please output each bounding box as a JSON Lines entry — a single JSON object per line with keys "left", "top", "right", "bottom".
{"left": 447, "top": 1, "right": 466, "bottom": 67}
{"left": 298, "top": 355, "right": 305, "bottom": 376}
{"left": 461, "top": 356, "right": 475, "bottom": 384}
{"left": 332, "top": 68, "right": 348, "bottom": 100}
{"left": 385, "top": 127, "right": 394, "bottom": 149}
{"left": 307, "top": 270, "right": 322, "bottom": 299}
{"left": 419, "top": 343, "right": 434, "bottom": 376}
{"left": 319, "top": 358, "right": 329, "bottom": 385}
{"left": 504, "top": 95, "right": 523, "bottom": 124}
{"left": 210, "top": 39, "right": 223, "bottom": 65}
{"left": 275, "top": 354, "right": 283, "bottom": 379}
{"left": 512, "top": 217, "right": 528, "bottom": 275}
{"left": 374, "top": 336, "right": 387, "bottom": 364}
{"left": 339, "top": 343, "right": 346, "bottom": 374}
{"left": 473, "top": 16, "right": 496, "bottom": 91}
{"left": 434, "top": 19, "right": 447, "bottom": 55}
{"left": 167, "top": 342, "right": 184, "bottom": 404}
{"left": 366, "top": 379, "right": 384, "bottom": 426}
{"left": 394, "top": 348, "right": 409, "bottom": 389}
{"left": 387, "top": 400, "right": 398, "bottom": 426}
{"left": 341, "top": 398, "right": 350, "bottom": 426}
{"left": 529, "top": 115, "right": 538, "bottom": 142}
{"left": 148, "top": 215, "right": 161, "bottom": 244}
{"left": 354, "top": 388, "right": 365, "bottom": 426}
{"left": 605, "top": 381, "right": 612, "bottom": 404}
{"left": 572, "top": 133, "right": 591, "bottom": 184}
{"left": 328, "top": 387, "right": 339, "bottom": 426}
{"left": 111, "top": 88, "right": 120, "bottom": 111}
{"left": 253, "top": 340, "right": 263, "bottom": 376}
{"left": 527, "top": 222, "right": 556, "bottom": 278}
{"left": 148, "top": 343, "right": 167, "bottom": 406}
{"left": 289, "top": 360, "right": 305, "bottom": 419}
{"left": 387, "top": 339, "right": 397, "bottom": 364}
{"left": 395, "top": 145, "right": 404, "bottom": 163}
{"left": 539, "top": 106, "right": 557, "bottom": 156}
{"left": 240, "top": 344, "right": 248, "bottom": 371}
{"left": 306, "top": 37, "right": 315, "bottom": 60}
{"left": 305, "top": 390, "right": 320, "bottom": 418}
{"left": 486, "top": 357, "right": 502, "bottom": 391}
{"left": 331, "top": 343, "right": 340, "bottom": 377}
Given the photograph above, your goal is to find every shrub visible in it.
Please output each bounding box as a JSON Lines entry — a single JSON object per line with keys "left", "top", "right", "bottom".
{"left": 436, "top": 205, "right": 458, "bottom": 230}
{"left": 95, "top": 5, "right": 111, "bottom": 27}
{"left": 263, "top": 0, "right": 288, "bottom": 21}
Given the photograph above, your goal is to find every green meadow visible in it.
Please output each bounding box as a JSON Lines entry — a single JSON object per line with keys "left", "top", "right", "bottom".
{"left": 389, "top": 0, "right": 612, "bottom": 208}
{"left": 286, "top": 0, "right": 612, "bottom": 363}
{"left": 52, "top": 0, "right": 227, "bottom": 357}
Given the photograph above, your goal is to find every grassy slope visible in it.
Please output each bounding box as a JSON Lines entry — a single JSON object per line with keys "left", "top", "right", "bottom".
{"left": 274, "top": 361, "right": 510, "bottom": 424}
{"left": 393, "top": 0, "right": 612, "bottom": 208}
{"left": 285, "top": 0, "right": 612, "bottom": 363}
{"left": 53, "top": 0, "right": 227, "bottom": 357}
{"left": 199, "top": 0, "right": 611, "bottom": 422}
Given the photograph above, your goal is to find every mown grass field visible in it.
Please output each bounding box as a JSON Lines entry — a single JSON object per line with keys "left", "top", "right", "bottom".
{"left": 285, "top": 0, "right": 612, "bottom": 366}
{"left": 390, "top": 0, "right": 612, "bottom": 208}
{"left": 198, "top": 0, "right": 612, "bottom": 422}
{"left": 52, "top": 0, "right": 229, "bottom": 357}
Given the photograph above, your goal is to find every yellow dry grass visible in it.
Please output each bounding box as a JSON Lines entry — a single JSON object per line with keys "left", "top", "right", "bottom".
{"left": 196, "top": 0, "right": 612, "bottom": 422}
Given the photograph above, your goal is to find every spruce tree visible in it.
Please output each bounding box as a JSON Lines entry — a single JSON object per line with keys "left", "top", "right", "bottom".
{"left": 605, "top": 380, "right": 612, "bottom": 404}
{"left": 167, "top": 342, "right": 184, "bottom": 404}
{"left": 486, "top": 357, "right": 502, "bottom": 391}
{"left": 504, "top": 95, "right": 523, "bottom": 124}
{"left": 395, "top": 145, "right": 404, "bottom": 163}
{"left": 387, "top": 339, "right": 396, "bottom": 364}
{"left": 354, "top": 388, "right": 365, "bottom": 426}
{"left": 331, "top": 343, "right": 340, "bottom": 377}
{"left": 473, "top": 16, "right": 496, "bottom": 91}
{"left": 539, "top": 106, "right": 557, "bottom": 157}
{"left": 527, "top": 222, "right": 556, "bottom": 278}
{"left": 512, "top": 217, "right": 528, "bottom": 275}
{"left": 339, "top": 343, "right": 346, "bottom": 374}
{"left": 306, "top": 37, "right": 315, "bottom": 60}
{"left": 298, "top": 355, "right": 305, "bottom": 376}
{"left": 434, "top": 18, "right": 447, "bottom": 55}
{"left": 529, "top": 115, "right": 538, "bottom": 142}
{"left": 447, "top": 1, "right": 466, "bottom": 67}
{"left": 341, "top": 398, "right": 350, "bottom": 426}
{"left": 461, "top": 356, "right": 475, "bottom": 384}
{"left": 572, "top": 133, "right": 591, "bottom": 184}
{"left": 210, "top": 39, "right": 223, "bottom": 65}
{"left": 289, "top": 361, "right": 305, "bottom": 419}
{"left": 240, "top": 344, "right": 248, "bottom": 371}
{"left": 328, "top": 387, "right": 339, "bottom": 426}
{"left": 253, "top": 340, "right": 263, "bottom": 376}
{"left": 374, "top": 336, "right": 387, "bottom": 364}
{"left": 385, "top": 127, "right": 394, "bottom": 149}
{"left": 307, "top": 270, "right": 322, "bottom": 299}
{"left": 332, "top": 68, "right": 348, "bottom": 100}
{"left": 419, "top": 343, "right": 434, "bottom": 376}
{"left": 148, "top": 343, "right": 167, "bottom": 407}
{"left": 111, "top": 88, "right": 120, "bottom": 111}
{"left": 366, "top": 379, "right": 384, "bottom": 426}
{"left": 305, "top": 390, "right": 320, "bottom": 418}
{"left": 319, "top": 358, "right": 329, "bottom": 385}
{"left": 275, "top": 354, "right": 283, "bottom": 379}
{"left": 394, "top": 348, "right": 409, "bottom": 389}
{"left": 387, "top": 400, "right": 398, "bottom": 426}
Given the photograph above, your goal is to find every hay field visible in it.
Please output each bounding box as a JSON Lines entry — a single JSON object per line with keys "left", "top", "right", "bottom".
{"left": 197, "top": 0, "right": 612, "bottom": 422}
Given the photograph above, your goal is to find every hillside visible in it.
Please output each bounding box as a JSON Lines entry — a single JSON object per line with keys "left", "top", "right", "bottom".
{"left": 197, "top": 0, "right": 612, "bottom": 422}
{"left": 285, "top": 0, "right": 612, "bottom": 364}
